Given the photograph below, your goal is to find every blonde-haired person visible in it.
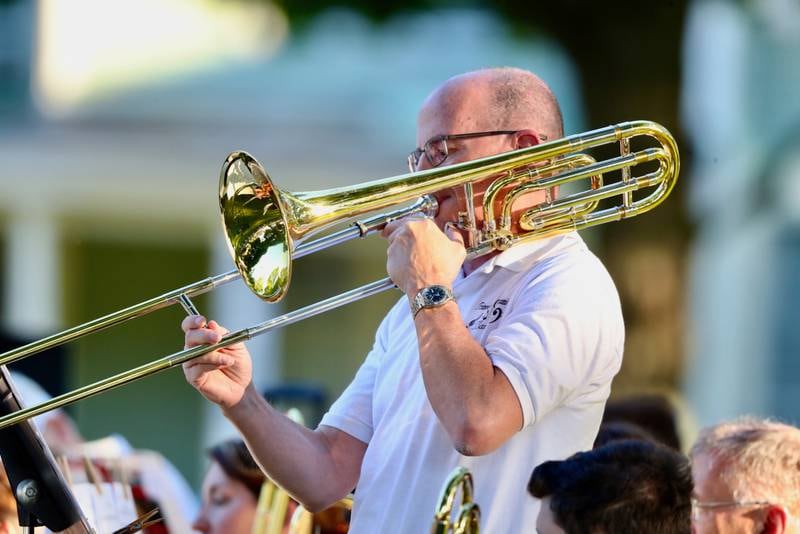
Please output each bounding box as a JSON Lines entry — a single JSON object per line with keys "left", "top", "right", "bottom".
{"left": 690, "top": 417, "right": 800, "bottom": 534}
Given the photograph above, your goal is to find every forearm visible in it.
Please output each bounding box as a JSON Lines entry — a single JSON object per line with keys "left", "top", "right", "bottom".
{"left": 384, "top": 217, "right": 521, "bottom": 453}
{"left": 222, "top": 385, "right": 357, "bottom": 511}
{"left": 415, "top": 303, "right": 522, "bottom": 455}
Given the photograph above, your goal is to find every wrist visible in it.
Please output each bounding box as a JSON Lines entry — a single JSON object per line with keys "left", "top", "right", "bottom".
{"left": 403, "top": 276, "right": 453, "bottom": 299}
{"left": 222, "top": 383, "right": 261, "bottom": 420}
{"left": 409, "top": 284, "right": 455, "bottom": 318}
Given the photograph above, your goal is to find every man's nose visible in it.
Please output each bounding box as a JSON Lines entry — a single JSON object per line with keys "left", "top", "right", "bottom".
{"left": 415, "top": 156, "right": 432, "bottom": 172}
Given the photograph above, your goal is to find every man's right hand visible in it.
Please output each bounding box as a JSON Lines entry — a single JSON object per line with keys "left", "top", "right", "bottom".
{"left": 181, "top": 315, "right": 253, "bottom": 409}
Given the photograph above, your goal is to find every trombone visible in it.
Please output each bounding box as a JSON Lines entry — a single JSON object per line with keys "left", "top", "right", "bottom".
{"left": 0, "top": 120, "right": 679, "bottom": 430}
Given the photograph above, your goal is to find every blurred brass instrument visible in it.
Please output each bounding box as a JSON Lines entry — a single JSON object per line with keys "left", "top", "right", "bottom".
{"left": 256, "top": 467, "right": 477, "bottom": 534}
{"left": 251, "top": 477, "right": 352, "bottom": 534}
{"left": 251, "top": 480, "right": 280, "bottom": 534}
{"left": 0, "top": 120, "right": 678, "bottom": 430}
{"left": 431, "top": 467, "right": 480, "bottom": 534}
{"left": 249, "top": 409, "right": 352, "bottom": 534}
{"left": 288, "top": 498, "right": 352, "bottom": 534}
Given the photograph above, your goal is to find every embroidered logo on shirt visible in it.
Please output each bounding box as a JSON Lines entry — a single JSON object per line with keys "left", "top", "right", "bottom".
{"left": 466, "top": 298, "right": 509, "bottom": 330}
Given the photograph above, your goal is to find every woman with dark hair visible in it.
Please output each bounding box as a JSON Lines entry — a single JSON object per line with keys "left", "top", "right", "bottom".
{"left": 193, "top": 439, "right": 272, "bottom": 534}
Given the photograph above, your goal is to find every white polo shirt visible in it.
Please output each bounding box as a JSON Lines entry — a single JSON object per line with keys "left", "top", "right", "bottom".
{"left": 320, "top": 232, "right": 624, "bottom": 533}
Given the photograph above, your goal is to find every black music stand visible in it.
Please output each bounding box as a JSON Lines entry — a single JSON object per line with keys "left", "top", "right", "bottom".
{"left": 0, "top": 366, "right": 91, "bottom": 533}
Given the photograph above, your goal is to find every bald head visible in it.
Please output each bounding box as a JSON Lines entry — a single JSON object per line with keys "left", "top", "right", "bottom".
{"left": 420, "top": 67, "right": 564, "bottom": 140}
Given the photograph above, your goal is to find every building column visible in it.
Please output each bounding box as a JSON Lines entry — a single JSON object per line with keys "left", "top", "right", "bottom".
{"left": 2, "top": 210, "right": 61, "bottom": 337}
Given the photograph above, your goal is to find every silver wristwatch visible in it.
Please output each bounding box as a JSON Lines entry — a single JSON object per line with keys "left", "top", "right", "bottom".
{"left": 410, "top": 285, "right": 455, "bottom": 317}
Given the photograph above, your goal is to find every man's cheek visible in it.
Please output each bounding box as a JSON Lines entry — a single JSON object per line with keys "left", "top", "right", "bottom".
{"left": 434, "top": 200, "right": 459, "bottom": 223}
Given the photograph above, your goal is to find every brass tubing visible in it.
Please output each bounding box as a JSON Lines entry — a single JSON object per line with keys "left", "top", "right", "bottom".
{"left": 455, "top": 504, "right": 481, "bottom": 534}
{"left": 508, "top": 147, "right": 666, "bottom": 207}
{"left": 515, "top": 149, "right": 670, "bottom": 227}
{"left": 482, "top": 153, "right": 597, "bottom": 231}
{"left": 620, "top": 136, "right": 633, "bottom": 208}
{"left": 273, "top": 122, "right": 665, "bottom": 240}
{"left": 496, "top": 154, "right": 601, "bottom": 231}
{"left": 0, "top": 278, "right": 396, "bottom": 431}
{"left": 431, "top": 467, "right": 479, "bottom": 534}
{"left": 521, "top": 167, "right": 657, "bottom": 225}
{"left": 221, "top": 121, "right": 677, "bottom": 301}
{"left": 0, "top": 197, "right": 434, "bottom": 369}
{"left": 0, "top": 121, "right": 679, "bottom": 429}
{"left": 0, "top": 271, "right": 238, "bottom": 368}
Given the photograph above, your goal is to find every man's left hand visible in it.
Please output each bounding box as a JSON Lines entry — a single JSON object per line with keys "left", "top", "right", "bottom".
{"left": 382, "top": 217, "right": 466, "bottom": 298}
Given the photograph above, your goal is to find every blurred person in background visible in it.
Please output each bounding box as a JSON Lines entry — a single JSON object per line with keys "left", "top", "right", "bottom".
{"left": 530, "top": 440, "right": 693, "bottom": 534}
{"left": 690, "top": 417, "right": 800, "bottom": 534}
{"left": 601, "top": 393, "right": 683, "bottom": 450}
{"left": 9, "top": 372, "right": 197, "bottom": 532}
{"left": 592, "top": 419, "right": 658, "bottom": 449}
{"left": 193, "top": 439, "right": 280, "bottom": 534}
{"left": 182, "top": 66, "right": 624, "bottom": 532}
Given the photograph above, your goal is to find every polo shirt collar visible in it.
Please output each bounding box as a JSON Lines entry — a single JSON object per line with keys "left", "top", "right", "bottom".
{"left": 468, "top": 231, "right": 583, "bottom": 276}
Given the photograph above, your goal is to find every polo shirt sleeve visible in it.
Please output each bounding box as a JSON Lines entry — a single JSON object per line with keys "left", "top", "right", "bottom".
{"left": 484, "top": 257, "right": 624, "bottom": 428}
{"left": 318, "top": 310, "right": 391, "bottom": 444}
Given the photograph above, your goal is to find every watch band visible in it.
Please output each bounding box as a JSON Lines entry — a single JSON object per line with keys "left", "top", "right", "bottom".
{"left": 410, "top": 285, "right": 455, "bottom": 317}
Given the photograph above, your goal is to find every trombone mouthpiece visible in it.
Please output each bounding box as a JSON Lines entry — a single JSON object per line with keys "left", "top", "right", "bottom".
{"left": 420, "top": 195, "right": 439, "bottom": 219}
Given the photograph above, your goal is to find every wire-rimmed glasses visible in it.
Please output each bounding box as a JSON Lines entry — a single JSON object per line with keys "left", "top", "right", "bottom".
{"left": 407, "top": 130, "right": 534, "bottom": 172}
{"left": 690, "top": 497, "right": 773, "bottom": 521}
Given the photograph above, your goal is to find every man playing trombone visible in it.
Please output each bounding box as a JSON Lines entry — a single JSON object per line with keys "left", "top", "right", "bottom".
{"left": 182, "top": 67, "right": 625, "bottom": 532}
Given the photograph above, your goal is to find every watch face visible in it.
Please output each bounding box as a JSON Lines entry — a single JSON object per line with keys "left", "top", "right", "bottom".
{"left": 424, "top": 285, "right": 448, "bottom": 304}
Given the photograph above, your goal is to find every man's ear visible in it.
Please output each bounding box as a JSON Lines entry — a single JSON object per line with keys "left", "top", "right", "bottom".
{"left": 762, "top": 505, "right": 787, "bottom": 534}
{"left": 512, "top": 128, "right": 558, "bottom": 200}
{"left": 514, "top": 129, "right": 545, "bottom": 149}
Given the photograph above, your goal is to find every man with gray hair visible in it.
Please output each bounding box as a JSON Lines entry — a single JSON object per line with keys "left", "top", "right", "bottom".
{"left": 690, "top": 417, "right": 800, "bottom": 534}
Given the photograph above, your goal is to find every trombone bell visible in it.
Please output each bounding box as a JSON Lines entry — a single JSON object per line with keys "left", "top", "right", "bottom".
{"left": 220, "top": 152, "right": 292, "bottom": 302}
